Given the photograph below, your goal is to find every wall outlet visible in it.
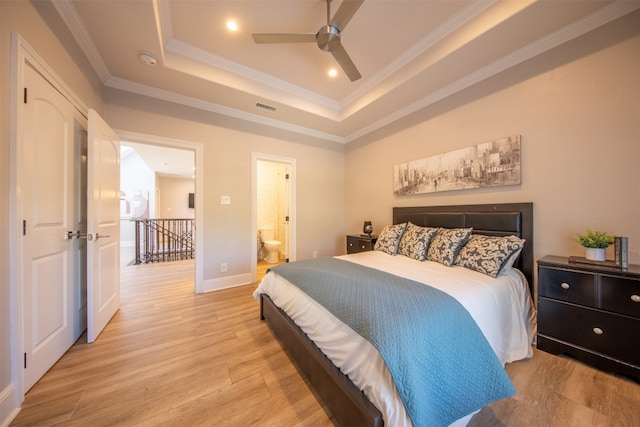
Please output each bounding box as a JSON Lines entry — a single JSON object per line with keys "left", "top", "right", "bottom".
{"left": 220, "top": 262, "right": 227, "bottom": 272}
{"left": 312, "top": 251, "right": 318, "bottom": 258}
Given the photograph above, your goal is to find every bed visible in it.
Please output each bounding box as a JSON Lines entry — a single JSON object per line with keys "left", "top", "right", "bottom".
{"left": 254, "top": 203, "right": 535, "bottom": 426}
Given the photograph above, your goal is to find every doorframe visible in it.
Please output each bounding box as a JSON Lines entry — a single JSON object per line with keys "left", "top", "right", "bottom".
{"left": 251, "top": 152, "right": 297, "bottom": 283}
{"left": 9, "top": 33, "right": 89, "bottom": 403}
{"left": 117, "top": 130, "right": 204, "bottom": 293}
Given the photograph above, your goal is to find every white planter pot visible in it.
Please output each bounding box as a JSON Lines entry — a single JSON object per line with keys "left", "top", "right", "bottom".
{"left": 585, "top": 247, "right": 606, "bottom": 261}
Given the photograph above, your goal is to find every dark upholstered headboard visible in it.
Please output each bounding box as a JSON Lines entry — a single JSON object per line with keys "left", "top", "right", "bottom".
{"left": 393, "top": 203, "right": 534, "bottom": 292}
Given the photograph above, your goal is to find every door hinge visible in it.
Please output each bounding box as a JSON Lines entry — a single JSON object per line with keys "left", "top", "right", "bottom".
{"left": 24, "top": 353, "right": 27, "bottom": 369}
{"left": 23, "top": 220, "right": 27, "bottom": 236}
{"left": 285, "top": 173, "right": 289, "bottom": 180}
{"left": 285, "top": 216, "right": 289, "bottom": 222}
{"left": 24, "top": 87, "right": 27, "bottom": 104}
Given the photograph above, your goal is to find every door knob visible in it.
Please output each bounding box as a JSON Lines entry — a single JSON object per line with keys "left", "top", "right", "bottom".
{"left": 66, "top": 230, "right": 88, "bottom": 240}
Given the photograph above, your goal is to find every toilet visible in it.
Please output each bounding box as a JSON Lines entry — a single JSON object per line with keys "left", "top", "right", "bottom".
{"left": 259, "top": 228, "right": 281, "bottom": 264}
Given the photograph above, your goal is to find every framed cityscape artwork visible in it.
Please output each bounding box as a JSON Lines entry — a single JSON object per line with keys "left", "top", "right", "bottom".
{"left": 393, "top": 135, "right": 521, "bottom": 196}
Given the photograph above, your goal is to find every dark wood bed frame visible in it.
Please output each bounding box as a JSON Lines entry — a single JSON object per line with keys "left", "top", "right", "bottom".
{"left": 260, "top": 202, "right": 534, "bottom": 426}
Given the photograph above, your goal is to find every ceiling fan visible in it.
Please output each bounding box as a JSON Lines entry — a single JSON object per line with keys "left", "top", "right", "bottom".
{"left": 252, "top": 0, "right": 364, "bottom": 82}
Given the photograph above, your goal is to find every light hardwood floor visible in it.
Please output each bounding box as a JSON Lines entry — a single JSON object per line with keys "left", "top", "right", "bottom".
{"left": 11, "top": 260, "right": 640, "bottom": 426}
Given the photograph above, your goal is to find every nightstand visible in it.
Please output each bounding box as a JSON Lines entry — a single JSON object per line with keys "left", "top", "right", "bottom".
{"left": 346, "top": 235, "right": 377, "bottom": 254}
{"left": 537, "top": 255, "right": 640, "bottom": 380}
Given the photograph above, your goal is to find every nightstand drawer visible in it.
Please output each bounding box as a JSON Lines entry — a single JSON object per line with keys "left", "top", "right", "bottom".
{"left": 538, "top": 298, "right": 640, "bottom": 366}
{"left": 538, "top": 267, "right": 596, "bottom": 306}
{"left": 600, "top": 275, "right": 640, "bottom": 318}
{"left": 346, "top": 235, "right": 377, "bottom": 254}
{"left": 357, "top": 239, "right": 373, "bottom": 251}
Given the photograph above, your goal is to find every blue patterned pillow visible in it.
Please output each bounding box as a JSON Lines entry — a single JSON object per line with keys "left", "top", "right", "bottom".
{"left": 455, "top": 234, "right": 526, "bottom": 277}
{"left": 397, "top": 222, "right": 438, "bottom": 261}
{"left": 374, "top": 223, "right": 407, "bottom": 255}
{"left": 426, "top": 228, "right": 473, "bottom": 266}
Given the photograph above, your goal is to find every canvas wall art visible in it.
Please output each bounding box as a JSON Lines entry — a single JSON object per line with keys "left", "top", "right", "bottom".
{"left": 393, "top": 135, "right": 521, "bottom": 196}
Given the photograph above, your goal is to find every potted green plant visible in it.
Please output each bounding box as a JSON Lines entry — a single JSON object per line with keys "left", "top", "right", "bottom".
{"left": 575, "top": 229, "right": 614, "bottom": 261}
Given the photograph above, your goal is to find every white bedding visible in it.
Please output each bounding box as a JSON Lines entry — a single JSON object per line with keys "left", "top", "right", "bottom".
{"left": 253, "top": 251, "right": 536, "bottom": 427}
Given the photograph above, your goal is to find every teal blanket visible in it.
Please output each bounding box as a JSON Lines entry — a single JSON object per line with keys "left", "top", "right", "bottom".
{"left": 270, "top": 258, "right": 515, "bottom": 427}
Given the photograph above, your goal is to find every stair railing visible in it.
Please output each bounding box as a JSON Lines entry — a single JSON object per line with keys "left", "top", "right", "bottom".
{"left": 133, "top": 218, "right": 195, "bottom": 264}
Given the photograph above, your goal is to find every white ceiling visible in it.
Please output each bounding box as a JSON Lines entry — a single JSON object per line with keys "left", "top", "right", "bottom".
{"left": 122, "top": 142, "right": 195, "bottom": 179}
{"left": 53, "top": 0, "right": 638, "bottom": 145}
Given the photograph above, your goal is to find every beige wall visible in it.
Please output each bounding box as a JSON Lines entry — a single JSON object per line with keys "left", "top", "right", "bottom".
{"left": 157, "top": 176, "right": 196, "bottom": 219}
{"left": 345, "top": 12, "right": 640, "bottom": 272}
{"left": 1, "top": 1, "right": 104, "bottom": 421}
{"left": 103, "top": 91, "right": 346, "bottom": 281}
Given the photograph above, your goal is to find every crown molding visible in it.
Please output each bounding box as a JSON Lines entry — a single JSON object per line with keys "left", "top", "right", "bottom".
{"left": 51, "top": 0, "right": 111, "bottom": 82}
{"left": 165, "top": 39, "right": 341, "bottom": 113}
{"left": 106, "top": 77, "right": 346, "bottom": 144}
{"left": 154, "top": 0, "right": 172, "bottom": 58}
{"left": 155, "top": 0, "right": 340, "bottom": 116}
{"left": 340, "top": 0, "right": 497, "bottom": 111}
{"left": 346, "top": 0, "right": 640, "bottom": 142}
{"left": 54, "top": 0, "right": 639, "bottom": 146}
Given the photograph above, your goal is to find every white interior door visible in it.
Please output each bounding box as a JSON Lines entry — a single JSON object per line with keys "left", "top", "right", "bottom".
{"left": 21, "top": 63, "right": 80, "bottom": 391}
{"left": 87, "top": 109, "right": 120, "bottom": 343}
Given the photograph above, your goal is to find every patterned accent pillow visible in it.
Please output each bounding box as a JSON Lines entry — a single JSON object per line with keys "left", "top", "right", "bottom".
{"left": 397, "top": 222, "right": 438, "bottom": 261}
{"left": 426, "top": 228, "right": 473, "bottom": 266}
{"left": 374, "top": 223, "right": 407, "bottom": 255}
{"left": 500, "top": 246, "right": 524, "bottom": 272}
{"left": 455, "top": 234, "right": 526, "bottom": 278}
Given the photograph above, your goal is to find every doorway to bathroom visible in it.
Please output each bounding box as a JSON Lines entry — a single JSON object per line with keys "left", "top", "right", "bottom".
{"left": 251, "top": 153, "right": 296, "bottom": 283}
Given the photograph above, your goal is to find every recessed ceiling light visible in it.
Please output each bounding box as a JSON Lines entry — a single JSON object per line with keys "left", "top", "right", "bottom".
{"left": 226, "top": 20, "right": 238, "bottom": 32}
{"left": 328, "top": 68, "right": 338, "bottom": 78}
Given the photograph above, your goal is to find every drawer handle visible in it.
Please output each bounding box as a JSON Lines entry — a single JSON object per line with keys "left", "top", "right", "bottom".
{"left": 560, "top": 282, "right": 570, "bottom": 290}
{"left": 592, "top": 327, "right": 604, "bottom": 335}
{"left": 632, "top": 295, "right": 640, "bottom": 303}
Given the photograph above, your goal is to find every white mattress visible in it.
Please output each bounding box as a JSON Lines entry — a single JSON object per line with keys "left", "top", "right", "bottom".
{"left": 253, "top": 251, "right": 535, "bottom": 427}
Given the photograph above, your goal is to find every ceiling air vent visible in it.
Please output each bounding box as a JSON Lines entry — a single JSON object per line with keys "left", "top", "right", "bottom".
{"left": 255, "top": 102, "right": 277, "bottom": 112}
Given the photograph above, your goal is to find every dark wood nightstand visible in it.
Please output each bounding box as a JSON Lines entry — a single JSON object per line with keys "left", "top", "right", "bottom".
{"left": 537, "top": 255, "right": 640, "bottom": 380}
{"left": 346, "top": 235, "right": 377, "bottom": 254}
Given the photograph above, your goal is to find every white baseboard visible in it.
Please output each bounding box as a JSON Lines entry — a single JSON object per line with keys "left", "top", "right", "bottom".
{"left": 0, "top": 383, "right": 20, "bottom": 427}
{"left": 202, "top": 273, "right": 253, "bottom": 293}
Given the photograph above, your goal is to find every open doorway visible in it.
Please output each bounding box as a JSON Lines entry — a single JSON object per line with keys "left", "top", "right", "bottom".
{"left": 251, "top": 153, "right": 296, "bottom": 283}
{"left": 117, "top": 131, "right": 204, "bottom": 292}
{"left": 120, "top": 142, "right": 194, "bottom": 266}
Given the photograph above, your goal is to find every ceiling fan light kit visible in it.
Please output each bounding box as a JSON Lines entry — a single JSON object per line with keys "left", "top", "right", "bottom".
{"left": 252, "top": 0, "right": 364, "bottom": 81}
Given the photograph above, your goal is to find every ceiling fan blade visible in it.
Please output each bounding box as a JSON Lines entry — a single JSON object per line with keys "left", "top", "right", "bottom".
{"left": 331, "top": 43, "right": 361, "bottom": 81}
{"left": 252, "top": 33, "right": 317, "bottom": 44}
{"left": 330, "top": 0, "right": 364, "bottom": 31}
